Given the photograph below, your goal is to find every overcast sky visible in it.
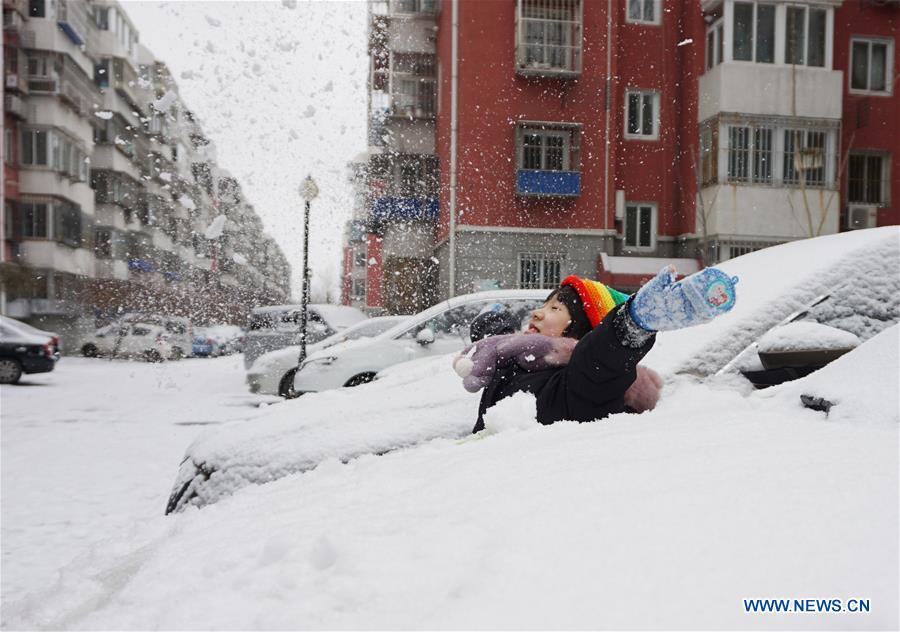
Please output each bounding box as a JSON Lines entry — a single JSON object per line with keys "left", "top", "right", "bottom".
{"left": 121, "top": 0, "right": 369, "bottom": 301}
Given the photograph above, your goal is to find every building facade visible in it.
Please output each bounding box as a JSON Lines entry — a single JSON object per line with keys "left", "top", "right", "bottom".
{"left": 344, "top": 0, "right": 897, "bottom": 311}
{"left": 2, "top": 0, "right": 291, "bottom": 350}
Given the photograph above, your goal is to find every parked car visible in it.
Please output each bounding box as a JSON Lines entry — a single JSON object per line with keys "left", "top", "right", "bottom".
{"left": 0, "top": 321, "right": 59, "bottom": 383}
{"left": 82, "top": 314, "right": 192, "bottom": 360}
{"left": 247, "top": 315, "right": 412, "bottom": 397}
{"left": 242, "top": 304, "right": 368, "bottom": 368}
{"left": 81, "top": 321, "right": 185, "bottom": 361}
{"left": 192, "top": 325, "right": 243, "bottom": 357}
{"left": 289, "top": 290, "right": 548, "bottom": 396}
{"left": 164, "top": 227, "right": 899, "bottom": 514}
{"left": 0, "top": 315, "right": 61, "bottom": 356}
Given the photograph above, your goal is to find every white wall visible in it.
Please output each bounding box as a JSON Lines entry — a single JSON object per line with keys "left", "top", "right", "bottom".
{"left": 699, "top": 183, "right": 840, "bottom": 238}
{"left": 19, "top": 241, "right": 97, "bottom": 276}
{"left": 19, "top": 171, "right": 95, "bottom": 212}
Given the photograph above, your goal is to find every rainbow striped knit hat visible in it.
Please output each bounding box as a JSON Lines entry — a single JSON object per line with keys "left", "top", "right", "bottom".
{"left": 560, "top": 276, "right": 630, "bottom": 328}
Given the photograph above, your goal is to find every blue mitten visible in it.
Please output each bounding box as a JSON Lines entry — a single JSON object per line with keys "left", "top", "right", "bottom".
{"left": 629, "top": 266, "right": 738, "bottom": 332}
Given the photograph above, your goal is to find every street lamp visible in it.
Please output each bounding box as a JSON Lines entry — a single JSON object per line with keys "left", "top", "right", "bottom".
{"left": 297, "top": 175, "right": 318, "bottom": 369}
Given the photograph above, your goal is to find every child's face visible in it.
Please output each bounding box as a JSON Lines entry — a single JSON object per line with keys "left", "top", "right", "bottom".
{"left": 526, "top": 296, "right": 572, "bottom": 337}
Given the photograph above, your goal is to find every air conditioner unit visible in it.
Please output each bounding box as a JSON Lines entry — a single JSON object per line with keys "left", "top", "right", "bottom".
{"left": 5, "top": 73, "right": 18, "bottom": 89}
{"left": 846, "top": 205, "right": 877, "bottom": 230}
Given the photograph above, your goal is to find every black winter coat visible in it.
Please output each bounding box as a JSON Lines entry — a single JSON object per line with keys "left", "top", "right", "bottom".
{"left": 472, "top": 303, "right": 655, "bottom": 433}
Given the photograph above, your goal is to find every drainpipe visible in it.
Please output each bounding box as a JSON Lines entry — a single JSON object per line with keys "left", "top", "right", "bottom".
{"left": 603, "top": 0, "right": 613, "bottom": 235}
{"left": 448, "top": 0, "right": 459, "bottom": 298}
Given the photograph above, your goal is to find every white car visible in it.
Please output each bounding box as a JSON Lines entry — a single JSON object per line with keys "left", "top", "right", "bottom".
{"left": 246, "top": 315, "right": 412, "bottom": 397}
{"left": 82, "top": 314, "right": 193, "bottom": 360}
{"left": 243, "top": 304, "right": 368, "bottom": 368}
{"left": 291, "top": 290, "right": 549, "bottom": 395}
{"left": 80, "top": 322, "right": 183, "bottom": 362}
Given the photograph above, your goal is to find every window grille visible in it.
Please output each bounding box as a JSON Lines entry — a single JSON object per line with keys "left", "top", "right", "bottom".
{"left": 783, "top": 129, "right": 826, "bottom": 187}
{"left": 516, "top": 0, "right": 582, "bottom": 75}
{"left": 727, "top": 126, "right": 750, "bottom": 182}
{"left": 848, "top": 154, "right": 885, "bottom": 205}
{"left": 516, "top": 124, "right": 580, "bottom": 172}
{"left": 518, "top": 253, "right": 563, "bottom": 289}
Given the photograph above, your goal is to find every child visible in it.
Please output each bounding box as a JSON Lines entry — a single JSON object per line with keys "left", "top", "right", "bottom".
{"left": 454, "top": 266, "right": 738, "bottom": 433}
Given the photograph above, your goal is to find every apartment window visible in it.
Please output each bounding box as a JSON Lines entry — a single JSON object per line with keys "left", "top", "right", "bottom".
{"left": 20, "top": 202, "right": 49, "bottom": 238}
{"left": 4, "top": 128, "right": 12, "bottom": 166}
{"left": 20, "top": 129, "right": 48, "bottom": 166}
{"left": 28, "top": 0, "right": 44, "bottom": 18}
{"left": 517, "top": 125, "right": 579, "bottom": 171}
{"left": 94, "top": 59, "right": 110, "bottom": 88}
{"left": 93, "top": 6, "right": 109, "bottom": 29}
{"left": 518, "top": 253, "right": 563, "bottom": 290}
{"left": 848, "top": 153, "right": 887, "bottom": 205}
{"left": 54, "top": 204, "right": 82, "bottom": 247}
{"left": 627, "top": 0, "right": 659, "bottom": 24}
{"left": 700, "top": 126, "right": 718, "bottom": 186}
{"left": 354, "top": 251, "right": 367, "bottom": 267}
{"left": 783, "top": 129, "right": 826, "bottom": 186}
{"left": 706, "top": 21, "right": 724, "bottom": 69}
{"left": 516, "top": 0, "right": 582, "bottom": 74}
{"left": 624, "top": 203, "right": 655, "bottom": 249}
{"left": 624, "top": 90, "right": 659, "bottom": 139}
{"left": 785, "top": 6, "right": 826, "bottom": 67}
{"left": 351, "top": 278, "right": 366, "bottom": 300}
{"left": 850, "top": 38, "right": 892, "bottom": 94}
{"left": 391, "top": 53, "right": 435, "bottom": 117}
{"left": 726, "top": 125, "right": 773, "bottom": 183}
{"left": 733, "top": 2, "right": 775, "bottom": 63}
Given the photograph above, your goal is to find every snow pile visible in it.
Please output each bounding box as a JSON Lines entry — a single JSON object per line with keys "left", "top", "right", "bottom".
{"left": 757, "top": 321, "right": 860, "bottom": 353}
{"left": 7, "top": 366, "right": 896, "bottom": 630}
{"left": 757, "top": 324, "right": 899, "bottom": 425}
{"left": 481, "top": 391, "right": 538, "bottom": 434}
{"left": 171, "top": 354, "right": 477, "bottom": 510}
{"left": 646, "top": 226, "right": 900, "bottom": 376}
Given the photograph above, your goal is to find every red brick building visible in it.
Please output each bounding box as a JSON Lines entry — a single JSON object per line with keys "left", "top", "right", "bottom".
{"left": 344, "top": 0, "right": 898, "bottom": 312}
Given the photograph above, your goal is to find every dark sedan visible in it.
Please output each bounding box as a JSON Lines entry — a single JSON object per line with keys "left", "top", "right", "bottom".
{"left": 0, "top": 324, "right": 58, "bottom": 384}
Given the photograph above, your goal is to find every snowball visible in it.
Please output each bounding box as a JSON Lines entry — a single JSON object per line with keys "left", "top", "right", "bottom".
{"left": 677, "top": 38, "right": 693, "bottom": 47}
{"left": 482, "top": 392, "right": 538, "bottom": 435}
{"left": 177, "top": 195, "right": 196, "bottom": 210}
{"left": 93, "top": 110, "right": 113, "bottom": 120}
{"left": 204, "top": 215, "right": 226, "bottom": 239}
{"left": 158, "top": 172, "right": 172, "bottom": 182}
{"left": 368, "top": 258, "right": 377, "bottom": 266}
{"left": 151, "top": 91, "right": 178, "bottom": 114}
{"left": 232, "top": 253, "right": 248, "bottom": 265}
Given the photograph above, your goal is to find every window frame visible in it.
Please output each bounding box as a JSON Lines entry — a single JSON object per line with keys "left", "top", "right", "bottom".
{"left": 626, "top": 0, "right": 661, "bottom": 25}
{"left": 623, "top": 89, "right": 660, "bottom": 140}
{"left": 847, "top": 152, "right": 889, "bottom": 206}
{"left": 515, "top": 0, "right": 583, "bottom": 75}
{"left": 516, "top": 123, "right": 581, "bottom": 173}
{"left": 706, "top": 19, "right": 725, "bottom": 70}
{"left": 784, "top": 4, "right": 826, "bottom": 67}
{"left": 517, "top": 253, "right": 565, "bottom": 290}
{"left": 732, "top": 1, "right": 776, "bottom": 64}
{"left": 849, "top": 37, "right": 893, "bottom": 96}
{"left": 623, "top": 202, "right": 657, "bottom": 251}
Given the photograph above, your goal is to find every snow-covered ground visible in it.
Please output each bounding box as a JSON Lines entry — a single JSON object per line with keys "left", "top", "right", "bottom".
{"left": 0, "top": 356, "right": 278, "bottom": 608}
{"left": 2, "top": 229, "right": 898, "bottom": 629}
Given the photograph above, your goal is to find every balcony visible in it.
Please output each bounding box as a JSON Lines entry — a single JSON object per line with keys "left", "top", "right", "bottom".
{"left": 699, "top": 63, "right": 842, "bottom": 122}
{"left": 515, "top": 0, "right": 583, "bottom": 78}
{"left": 6, "top": 298, "right": 78, "bottom": 317}
{"left": 370, "top": 197, "right": 438, "bottom": 223}
{"left": 4, "top": 93, "right": 27, "bottom": 119}
{"left": 515, "top": 170, "right": 581, "bottom": 197}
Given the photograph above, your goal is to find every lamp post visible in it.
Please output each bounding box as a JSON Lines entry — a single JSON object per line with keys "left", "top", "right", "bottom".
{"left": 297, "top": 175, "right": 318, "bottom": 368}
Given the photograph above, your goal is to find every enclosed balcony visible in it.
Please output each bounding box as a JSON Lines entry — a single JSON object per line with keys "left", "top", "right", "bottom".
{"left": 515, "top": 0, "right": 583, "bottom": 78}
{"left": 514, "top": 121, "right": 581, "bottom": 197}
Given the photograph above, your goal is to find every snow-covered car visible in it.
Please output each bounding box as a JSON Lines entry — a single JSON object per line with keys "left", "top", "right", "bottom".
{"left": 242, "top": 304, "right": 368, "bottom": 369}
{"left": 81, "top": 322, "right": 185, "bottom": 362}
{"left": 165, "top": 228, "right": 899, "bottom": 515}
{"left": 246, "top": 315, "right": 412, "bottom": 397}
{"left": 82, "top": 314, "right": 192, "bottom": 360}
{"left": 0, "top": 321, "right": 59, "bottom": 383}
{"left": 288, "top": 290, "right": 549, "bottom": 396}
{"left": 0, "top": 315, "right": 61, "bottom": 356}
